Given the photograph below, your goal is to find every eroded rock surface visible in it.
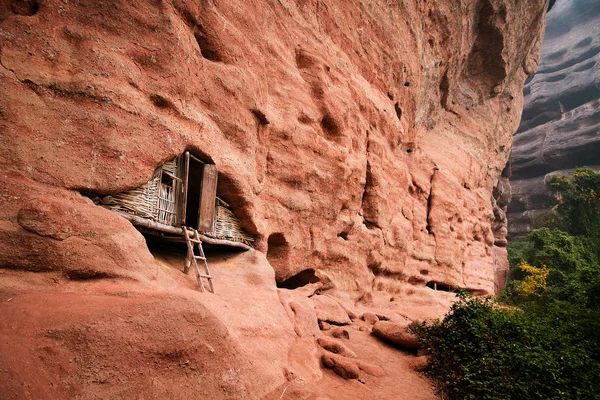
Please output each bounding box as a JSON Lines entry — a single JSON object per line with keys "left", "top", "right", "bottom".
{"left": 371, "top": 321, "right": 420, "bottom": 350}
{"left": 0, "top": 0, "right": 548, "bottom": 398}
{"left": 321, "top": 352, "right": 360, "bottom": 380}
{"left": 1, "top": 0, "right": 547, "bottom": 294}
{"left": 508, "top": 0, "right": 600, "bottom": 237}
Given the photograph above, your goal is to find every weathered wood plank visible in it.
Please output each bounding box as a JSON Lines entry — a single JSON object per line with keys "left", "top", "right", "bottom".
{"left": 115, "top": 211, "right": 253, "bottom": 250}
{"left": 178, "top": 152, "right": 190, "bottom": 226}
{"left": 198, "top": 164, "right": 218, "bottom": 233}
{"left": 115, "top": 211, "right": 183, "bottom": 234}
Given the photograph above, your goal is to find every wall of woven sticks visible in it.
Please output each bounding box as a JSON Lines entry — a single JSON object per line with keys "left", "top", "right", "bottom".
{"left": 103, "top": 160, "right": 178, "bottom": 225}
{"left": 212, "top": 205, "right": 255, "bottom": 247}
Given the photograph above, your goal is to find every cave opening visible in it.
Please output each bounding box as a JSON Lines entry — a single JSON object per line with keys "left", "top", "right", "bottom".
{"left": 321, "top": 113, "right": 340, "bottom": 138}
{"left": 338, "top": 230, "right": 349, "bottom": 241}
{"left": 426, "top": 281, "right": 454, "bottom": 292}
{"left": 193, "top": 30, "right": 224, "bottom": 63}
{"left": 142, "top": 231, "right": 247, "bottom": 276}
{"left": 276, "top": 268, "right": 320, "bottom": 289}
{"left": 394, "top": 102, "right": 403, "bottom": 121}
{"left": 267, "top": 232, "right": 289, "bottom": 272}
{"left": 95, "top": 151, "right": 254, "bottom": 249}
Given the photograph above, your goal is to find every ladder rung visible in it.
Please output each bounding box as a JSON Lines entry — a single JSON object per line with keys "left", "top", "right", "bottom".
{"left": 183, "top": 226, "right": 214, "bottom": 293}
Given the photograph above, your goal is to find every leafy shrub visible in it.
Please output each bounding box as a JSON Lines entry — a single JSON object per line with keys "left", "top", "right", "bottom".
{"left": 413, "top": 168, "right": 600, "bottom": 399}
{"left": 507, "top": 228, "right": 599, "bottom": 307}
{"left": 528, "top": 228, "right": 596, "bottom": 275}
{"left": 549, "top": 167, "right": 600, "bottom": 248}
{"left": 411, "top": 293, "right": 600, "bottom": 400}
{"left": 507, "top": 240, "right": 533, "bottom": 276}
{"left": 517, "top": 261, "right": 548, "bottom": 297}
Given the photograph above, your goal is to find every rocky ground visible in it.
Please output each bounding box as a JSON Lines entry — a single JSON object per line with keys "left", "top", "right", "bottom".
{"left": 1, "top": 242, "right": 447, "bottom": 399}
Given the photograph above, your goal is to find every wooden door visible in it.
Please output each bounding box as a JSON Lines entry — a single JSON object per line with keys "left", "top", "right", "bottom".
{"left": 177, "top": 152, "right": 190, "bottom": 226}
{"left": 197, "top": 164, "right": 218, "bottom": 233}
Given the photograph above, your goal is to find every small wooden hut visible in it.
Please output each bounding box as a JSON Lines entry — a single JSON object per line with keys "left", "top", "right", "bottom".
{"left": 101, "top": 151, "right": 254, "bottom": 250}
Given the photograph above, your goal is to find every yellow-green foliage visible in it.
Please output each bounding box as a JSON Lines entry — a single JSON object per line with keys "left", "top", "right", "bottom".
{"left": 518, "top": 261, "right": 549, "bottom": 297}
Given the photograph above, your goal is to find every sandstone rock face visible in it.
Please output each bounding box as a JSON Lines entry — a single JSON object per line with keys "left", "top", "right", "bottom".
{"left": 311, "top": 294, "right": 353, "bottom": 325}
{"left": 317, "top": 336, "right": 357, "bottom": 358}
{"left": 508, "top": 0, "right": 600, "bottom": 237}
{"left": 0, "top": 0, "right": 547, "bottom": 398}
{"left": 0, "top": 0, "right": 547, "bottom": 294}
{"left": 321, "top": 352, "right": 360, "bottom": 380}
{"left": 362, "top": 312, "right": 380, "bottom": 325}
{"left": 410, "top": 355, "right": 431, "bottom": 372}
{"left": 371, "top": 321, "right": 420, "bottom": 350}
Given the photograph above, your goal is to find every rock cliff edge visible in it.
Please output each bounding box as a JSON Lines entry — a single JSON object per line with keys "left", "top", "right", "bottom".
{"left": 0, "top": 0, "right": 547, "bottom": 398}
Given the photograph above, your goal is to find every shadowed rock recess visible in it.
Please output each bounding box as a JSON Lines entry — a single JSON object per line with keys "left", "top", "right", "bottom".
{"left": 0, "top": 0, "right": 547, "bottom": 398}
{"left": 508, "top": 0, "right": 600, "bottom": 237}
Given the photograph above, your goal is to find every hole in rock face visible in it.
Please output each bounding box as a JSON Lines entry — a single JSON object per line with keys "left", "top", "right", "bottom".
{"left": 426, "top": 281, "right": 453, "bottom": 292}
{"left": 150, "top": 94, "right": 173, "bottom": 109}
{"left": 277, "top": 268, "right": 320, "bottom": 289}
{"left": 140, "top": 232, "right": 246, "bottom": 276}
{"left": 404, "top": 82, "right": 410, "bottom": 87}
{"left": 394, "top": 102, "right": 402, "bottom": 121}
{"left": 320, "top": 114, "right": 340, "bottom": 137}
{"left": 464, "top": 0, "right": 506, "bottom": 90}
{"left": 65, "top": 270, "right": 116, "bottom": 281}
{"left": 144, "top": 233, "right": 188, "bottom": 261}
{"left": 193, "top": 30, "right": 223, "bottom": 62}
{"left": 10, "top": 0, "right": 39, "bottom": 16}
{"left": 251, "top": 109, "right": 269, "bottom": 125}
{"left": 267, "top": 232, "right": 289, "bottom": 272}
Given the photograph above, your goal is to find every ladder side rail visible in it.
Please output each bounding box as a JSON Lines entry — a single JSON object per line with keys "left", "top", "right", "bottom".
{"left": 194, "top": 230, "right": 215, "bottom": 294}
{"left": 184, "top": 228, "right": 206, "bottom": 292}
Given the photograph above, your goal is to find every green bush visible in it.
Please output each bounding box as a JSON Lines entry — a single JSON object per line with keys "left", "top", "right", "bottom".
{"left": 411, "top": 293, "right": 600, "bottom": 400}
{"left": 506, "top": 228, "right": 599, "bottom": 307}
{"left": 507, "top": 239, "right": 533, "bottom": 276}
{"left": 549, "top": 167, "right": 600, "bottom": 249}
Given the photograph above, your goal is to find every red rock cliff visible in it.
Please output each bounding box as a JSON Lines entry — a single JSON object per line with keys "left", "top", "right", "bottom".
{"left": 0, "top": 0, "right": 547, "bottom": 398}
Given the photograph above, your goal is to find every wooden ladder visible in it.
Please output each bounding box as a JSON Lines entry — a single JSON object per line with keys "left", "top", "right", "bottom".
{"left": 183, "top": 227, "right": 215, "bottom": 293}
